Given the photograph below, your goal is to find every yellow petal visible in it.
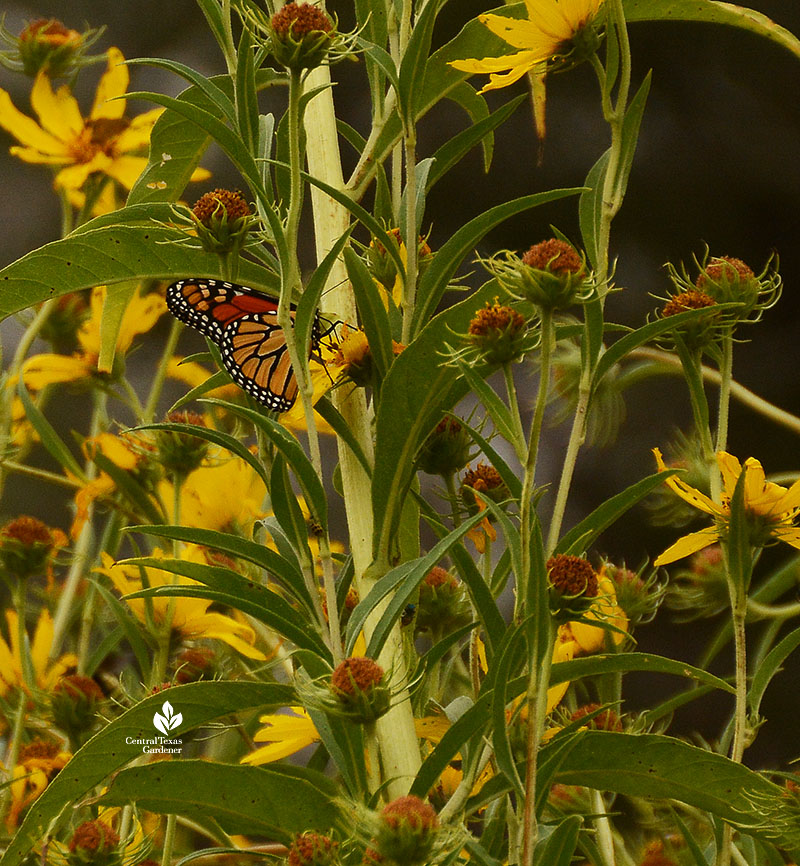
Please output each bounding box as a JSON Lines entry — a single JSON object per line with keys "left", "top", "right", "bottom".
{"left": 91, "top": 48, "right": 128, "bottom": 120}
{"left": 479, "top": 14, "right": 559, "bottom": 58}
{"left": 0, "top": 89, "right": 68, "bottom": 156}
{"left": 774, "top": 477, "right": 800, "bottom": 514}
{"left": 8, "top": 146, "right": 72, "bottom": 165}
{"left": 415, "top": 715, "right": 452, "bottom": 742}
{"left": 653, "top": 525, "right": 720, "bottom": 567}
{"left": 22, "top": 353, "right": 91, "bottom": 390}
{"left": 717, "top": 451, "right": 743, "bottom": 500}
{"left": 771, "top": 525, "right": 800, "bottom": 550}
{"left": 103, "top": 155, "right": 151, "bottom": 190}
{"left": 654, "top": 447, "right": 719, "bottom": 516}
{"left": 185, "top": 612, "right": 267, "bottom": 660}
{"left": 54, "top": 154, "right": 112, "bottom": 192}
{"left": 30, "top": 72, "right": 83, "bottom": 143}
{"left": 114, "top": 108, "right": 163, "bottom": 152}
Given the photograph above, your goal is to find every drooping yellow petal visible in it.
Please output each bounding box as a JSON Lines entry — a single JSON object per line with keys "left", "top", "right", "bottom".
{"left": 653, "top": 525, "right": 720, "bottom": 567}
{"left": 0, "top": 630, "right": 16, "bottom": 694}
{"left": 242, "top": 707, "right": 319, "bottom": 763}
{"left": 771, "top": 525, "right": 800, "bottom": 550}
{"left": 0, "top": 96, "right": 70, "bottom": 162}
{"left": 774, "top": 477, "right": 800, "bottom": 514}
{"left": 7, "top": 146, "right": 71, "bottom": 165}
{"left": 30, "top": 73, "right": 83, "bottom": 143}
{"left": 22, "top": 354, "right": 92, "bottom": 389}
{"left": 653, "top": 447, "right": 720, "bottom": 516}
{"left": 479, "top": 14, "right": 558, "bottom": 57}
{"left": 91, "top": 48, "right": 129, "bottom": 120}
{"left": 54, "top": 155, "right": 110, "bottom": 192}
{"left": 185, "top": 612, "right": 267, "bottom": 660}
{"left": 114, "top": 108, "right": 163, "bottom": 153}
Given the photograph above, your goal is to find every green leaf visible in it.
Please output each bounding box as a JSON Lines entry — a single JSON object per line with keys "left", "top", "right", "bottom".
{"left": 533, "top": 816, "right": 582, "bottom": 866}
{"left": 412, "top": 189, "right": 583, "bottom": 336}
{"left": 457, "top": 419, "right": 522, "bottom": 499}
{"left": 410, "top": 692, "right": 492, "bottom": 799}
{"left": 448, "top": 543, "right": 506, "bottom": 653}
{"left": 548, "top": 652, "right": 735, "bottom": 695}
{"left": 235, "top": 26, "right": 259, "bottom": 153}
{"left": 90, "top": 580, "right": 153, "bottom": 679}
{"left": 205, "top": 399, "right": 327, "bottom": 529}
{"left": 98, "top": 760, "right": 339, "bottom": 842}
{"left": 371, "top": 281, "right": 500, "bottom": 560}
{"left": 98, "top": 281, "right": 138, "bottom": 373}
{"left": 126, "top": 524, "right": 314, "bottom": 613}
{"left": 397, "top": 0, "right": 450, "bottom": 126}
{"left": 0, "top": 682, "right": 294, "bottom": 866}
{"left": 0, "top": 223, "right": 278, "bottom": 320}
{"left": 726, "top": 461, "right": 754, "bottom": 595}
{"left": 314, "top": 397, "right": 372, "bottom": 477}
{"left": 614, "top": 72, "right": 651, "bottom": 205}
{"left": 90, "top": 450, "right": 165, "bottom": 527}
{"left": 749, "top": 623, "right": 800, "bottom": 717}
{"left": 426, "top": 94, "right": 525, "bottom": 189}
{"left": 122, "top": 554, "right": 328, "bottom": 657}
{"left": 623, "top": 0, "right": 800, "bottom": 60}
{"left": 579, "top": 151, "right": 609, "bottom": 271}
{"left": 344, "top": 247, "right": 395, "bottom": 378}
{"left": 552, "top": 731, "right": 790, "bottom": 844}
{"left": 554, "top": 469, "right": 677, "bottom": 555}
{"left": 455, "top": 361, "right": 524, "bottom": 460}
{"left": 15, "top": 382, "right": 84, "bottom": 480}
{"left": 269, "top": 453, "right": 313, "bottom": 563}
{"left": 489, "top": 621, "right": 527, "bottom": 799}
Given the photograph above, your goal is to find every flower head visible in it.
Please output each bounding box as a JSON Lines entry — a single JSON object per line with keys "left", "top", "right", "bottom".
{"left": 189, "top": 188, "right": 256, "bottom": 255}
{"left": 68, "top": 820, "right": 120, "bottom": 866}
{"left": 0, "top": 18, "right": 103, "bottom": 78}
{"left": 450, "top": 0, "right": 605, "bottom": 92}
{"left": 6, "top": 738, "right": 72, "bottom": 829}
{"left": 0, "top": 48, "right": 199, "bottom": 212}
{"left": 417, "top": 417, "right": 474, "bottom": 476}
{"left": 288, "top": 833, "right": 339, "bottom": 866}
{"left": 653, "top": 448, "right": 800, "bottom": 566}
{"left": 101, "top": 547, "right": 267, "bottom": 660}
{"left": 374, "top": 796, "right": 440, "bottom": 865}
{"left": 467, "top": 301, "right": 529, "bottom": 365}
{"left": 0, "top": 609, "right": 77, "bottom": 698}
{"left": 0, "top": 516, "right": 66, "bottom": 582}
{"left": 270, "top": 3, "right": 336, "bottom": 70}
{"left": 330, "top": 656, "right": 390, "bottom": 722}
{"left": 241, "top": 705, "right": 320, "bottom": 764}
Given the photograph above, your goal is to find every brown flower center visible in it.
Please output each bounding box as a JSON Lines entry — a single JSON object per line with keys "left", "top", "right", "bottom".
{"left": 69, "top": 821, "right": 119, "bottom": 853}
{"left": 696, "top": 255, "right": 754, "bottom": 287}
{"left": 330, "top": 657, "right": 384, "bottom": 696}
{"left": 546, "top": 554, "right": 598, "bottom": 597}
{"left": 19, "top": 739, "right": 62, "bottom": 762}
{"left": 192, "top": 189, "right": 251, "bottom": 224}
{"left": 468, "top": 302, "right": 525, "bottom": 337}
{"left": 54, "top": 674, "right": 104, "bottom": 701}
{"left": 1, "top": 516, "right": 53, "bottom": 546}
{"left": 462, "top": 462, "right": 504, "bottom": 492}
{"left": 380, "top": 795, "right": 439, "bottom": 830}
{"left": 661, "top": 290, "right": 716, "bottom": 317}
{"left": 271, "top": 3, "right": 333, "bottom": 38}
{"left": 522, "top": 239, "right": 583, "bottom": 274}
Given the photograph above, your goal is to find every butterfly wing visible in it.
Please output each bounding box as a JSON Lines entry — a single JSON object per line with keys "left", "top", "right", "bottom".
{"left": 219, "top": 314, "right": 299, "bottom": 412}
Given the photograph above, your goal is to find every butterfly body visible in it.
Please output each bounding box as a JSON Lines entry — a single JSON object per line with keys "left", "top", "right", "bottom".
{"left": 167, "top": 279, "right": 320, "bottom": 413}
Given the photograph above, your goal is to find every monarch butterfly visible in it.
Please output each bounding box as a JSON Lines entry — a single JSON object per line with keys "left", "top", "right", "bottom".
{"left": 166, "top": 278, "right": 326, "bottom": 413}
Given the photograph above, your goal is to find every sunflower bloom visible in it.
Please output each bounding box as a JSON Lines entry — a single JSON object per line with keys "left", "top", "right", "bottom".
{"left": 0, "top": 609, "right": 78, "bottom": 697}
{"left": 101, "top": 548, "right": 266, "bottom": 660}
{"left": 653, "top": 448, "right": 800, "bottom": 566}
{"left": 20, "top": 285, "right": 166, "bottom": 390}
{"left": 6, "top": 739, "right": 72, "bottom": 830}
{"left": 0, "top": 47, "right": 209, "bottom": 210}
{"left": 450, "top": 0, "right": 604, "bottom": 92}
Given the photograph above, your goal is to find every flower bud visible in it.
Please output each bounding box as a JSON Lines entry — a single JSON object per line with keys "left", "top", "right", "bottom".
{"left": 51, "top": 675, "right": 104, "bottom": 745}
{"left": 569, "top": 703, "right": 623, "bottom": 732}
{"left": 367, "top": 228, "right": 433, "bottom": 293}
{"left": 460, "top": 463, "right": 509, "bottom": 514}
{"left": 646, "top": 433, "right": 710, "bottom": 528}
{"left": 547, "top": 554, "right": 598, "bottom": 622}
{"left": 665, "top": 544, "right": 729, "bottom": 621}
{"left": 270, "top": 3, "right": 336, "bottom": 70}
{"left": 330, "top": 657, "right": 390, "bottom": 723}
{"left": 602, "top": 561, "right": 664, "bottom": 628}
{"left": 68, "top": 821, "right": 120, "bottom": 866}
{"left": 657, "top": 288, "right": 721, "bottom": 351}
{"left": 6, "top": 18, "right": 102, "bottom": 78}
{"left": 374, "top": 796, "right": 439, "bottom": 866}
{"left": 0, "top": 516, "right": 66, "bottom": 583}
{"left": 417, "top": 417, "right": 473, "bottom": 476}
{"left": 174, "top": 647, "right": 216, "bottom": 684}
{"left": 485, "top": 239, "right": 592, "bottom": 311}
{"left": 155, "top": 411, "right": 210, "bottom": 477}
{"left": 466, "top": 301, "right": 529, "bottom": 365}
{"left": 288, "top": 833, "right": 339, "bottom": 866}
{"left": 190, "top": 189, "right": 255, "bottom": 256}
{"left": 415, "top": 567, "right": 471, "bottom": 634}
{"left": 546, "top": 783, "right": 593, "bottom": 815}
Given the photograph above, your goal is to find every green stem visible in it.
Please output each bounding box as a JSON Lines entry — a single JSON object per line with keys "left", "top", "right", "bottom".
{"left": 746, "top": 597, "right": 800, "bottom": 619}
{"left": 517, "top": 309, "right": 553, "bottom": 623}
{"left": 161, "top": 813, "right": 178, "bottom": 866}
{"left": 502, "top": 362, "right": 527, "bottom": 463}
{"left": 591, "top": 789, "right": 617, "bottom": 866}
{"left": 444, "top": 472, "right": 462, "bottom": 528}
{"left": 401, "top": 131, "right": 418, "bottom": 344}
{"left": 715, "top": 331, "right": 734, "bottom": 455}
{"left": 520, "top": 617, "right": 555, "bottom": 866}
{"left": 143, "top": 318, "right": 183, "bottom": 424}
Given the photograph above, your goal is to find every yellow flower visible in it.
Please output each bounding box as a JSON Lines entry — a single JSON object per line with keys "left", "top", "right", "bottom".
{"left": 0, "top": 609, "right": 78, "bottom": 697}
{"left": 241, "top": 705, "right": 320, "bottom": 764}
{"left": 101, "top": 547, "right": 266, "bottom": 660}
{"left": 21, "top": 285, "right": 166, "bottom": 389}
{"left": 5, "top": 739, "right": 72, "bottom": 830}
{"left": 653, "top": 448, "right": 800, "bottom": 566}
{"left": 0, "top": 48, "right": 158, "bottom": 206}
{"left": 450, "top": 0, "right": 604, "bottom": 92}
{"left": 160, "top": 452, "right": 268, "bottom": 535}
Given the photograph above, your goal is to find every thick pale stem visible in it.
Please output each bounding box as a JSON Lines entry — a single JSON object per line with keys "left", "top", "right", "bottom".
{"left": 401, "top": 133, "right": 418, "bottom": 344}
{"left": 302, "top": 63, "right": 421, "bottom": 795}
